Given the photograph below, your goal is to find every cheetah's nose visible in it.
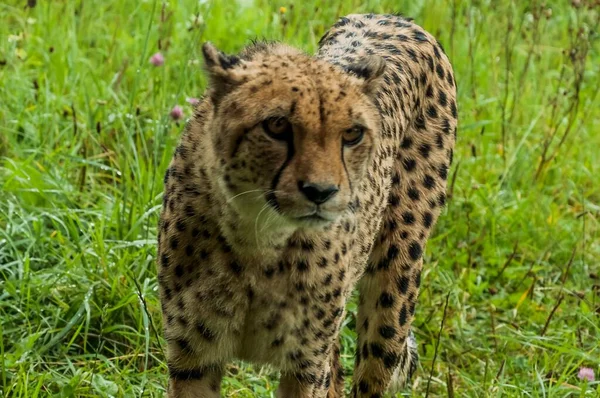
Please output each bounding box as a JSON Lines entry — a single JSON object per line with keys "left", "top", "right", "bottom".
{"left": 298, "top": 181, "right": 339, "bottom": 205}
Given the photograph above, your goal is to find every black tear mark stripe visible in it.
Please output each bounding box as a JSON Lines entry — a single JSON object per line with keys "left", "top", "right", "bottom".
{"left": 266, "top": 132, "right": 295, "bottom": 210}
{"left": 341, "top": 143, "right": 352, "bottom": 192}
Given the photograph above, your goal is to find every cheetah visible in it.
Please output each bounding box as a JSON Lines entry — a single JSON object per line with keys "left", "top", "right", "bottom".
{"left": 158, "top": 13, "right": 457, "bottom": 398}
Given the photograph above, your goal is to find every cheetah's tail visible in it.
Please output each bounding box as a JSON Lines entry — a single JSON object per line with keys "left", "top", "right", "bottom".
{"left": 386, "top": 329, "right": 418, "bottom": 393}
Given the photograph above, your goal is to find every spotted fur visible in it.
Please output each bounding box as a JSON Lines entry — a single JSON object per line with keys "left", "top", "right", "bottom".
{"left": 158, "top": 13, "right": 457, "bottom": 398}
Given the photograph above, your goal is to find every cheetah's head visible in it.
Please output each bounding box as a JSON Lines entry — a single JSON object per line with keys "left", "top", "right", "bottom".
{"left": 202, "top": 42, "right": 385, "bottom": 231}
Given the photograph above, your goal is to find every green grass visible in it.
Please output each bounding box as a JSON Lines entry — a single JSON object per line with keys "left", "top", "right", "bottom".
{"left": 1, "top": 0, "right": 599, "bottom": 396}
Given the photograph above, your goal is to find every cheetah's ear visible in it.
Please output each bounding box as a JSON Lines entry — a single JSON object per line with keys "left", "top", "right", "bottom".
{"left": 344, "top": 55, "right": 386, "bottom": 96}
{"left": 201, "top": 42, "right": 245, "bottom": 103}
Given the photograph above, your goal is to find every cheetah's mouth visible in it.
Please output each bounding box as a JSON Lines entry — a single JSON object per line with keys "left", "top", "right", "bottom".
{"left": 293, "top": 210, "right": 335, "bottom": 225}
{"left": 296, "top": 213, "right": 328, "bottom": 222}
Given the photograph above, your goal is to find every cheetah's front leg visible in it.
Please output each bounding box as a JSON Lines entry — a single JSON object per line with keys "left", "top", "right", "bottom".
{"left": 352, "top": 256, "right": 421, "bottom": 397}
{"left": 167, "top": 365, "right": 223, "bottom": 398}
{"left": 277, "top": 340, "right": 346, "bottom": 398}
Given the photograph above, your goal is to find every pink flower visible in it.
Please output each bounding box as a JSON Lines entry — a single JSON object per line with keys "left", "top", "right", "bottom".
{"left": 170, "top": 105, "right": 183, "bottom": 121}
{"left": 186, "top": 97, "right": 200, "bottom": 106}
{"left": 149, "top": 52, "right": 164, "bottom": 66}
{"left": 578, "top": 367, "right": 595, "bottom": 382}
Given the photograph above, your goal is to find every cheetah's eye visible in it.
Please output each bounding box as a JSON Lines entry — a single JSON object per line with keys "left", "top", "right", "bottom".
{"left": 343, "top": 126, "right": 365, "bottom": 147}
{"left": 263, "top": 117, "right": 291, "bottom": 140}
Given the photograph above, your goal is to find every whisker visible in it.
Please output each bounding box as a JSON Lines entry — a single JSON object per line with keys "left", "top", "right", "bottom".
{"left": 254, "top": 203, "right": 271, "bottom": 246}
{"left": 226, "top": 189, "right": 266, "bottom": 203}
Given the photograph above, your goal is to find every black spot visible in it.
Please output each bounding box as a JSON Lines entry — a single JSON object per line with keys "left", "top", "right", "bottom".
{"left": 415, "top": 270, "right": 422, "bottom": 287}
{"left": 185, "top": 245, "right": 194, "bottom": 256}
{"left": 426, "top": 105, "right": 438, "bottom": 118}
{"left": 316, "top": 308, "right": 326, "bottom": 320}
{"left": 334, "top": 16, "right": 350, "bottom": 27}
{"left": 402, "top": 212, "right": 415, "bottom": 225}
{"left": 297, "top": 372, "right": 317, "bottom": 385}
{"left": 425, "top": 85, "right": 433, "bottom": 98}
{"left": 161, "top": 253, "right": 169, "bottom": 268}
{"left": 397, "top": 275, "right": 410, "bottom": 295}
{"left": 438, "top": 192, "right": 447, "bottom": 206}
{"left": 362, "top": 343, "right": 369, "bottom": 359}
{"left": 438, "top": 164, "right": 448, "bottom": 180}
{"left": 423, "top": 212, "right": 434, "bottom": 228}
{"left": 175, "top": 219, "right": 186, "bottom": 232}
{"left": 359, "top": 381, "right": 370, "bottom": 393}
{"left": 370, "top": 343, "right": 384, "bottom": 358}
{"left": 436, "top": 133, "right": 444, "bottom": 149}
{"left": 379, "top": 292, "right": 395, "bottom": 308}
{"left": 265, "top": 313, "right": 280, "bottom": 330}
{"left": 176, "top": 338, "right": 194, "bottom": 353}
{"left": 406, "top": 48, "right": 417, "bottom": 62}
{"left": 383, "top": 352, "right": 399, "bottom": 369}
{"left": 438, "top": 90, "right": 448, "bottom": 107}
{"left": 402, "top": 158, "right": 416, "bottom": 172}
{"left": 184, "top": 205, "right": 195, "bottom": 217}
{"left": 379, "top": 325, "right": 397, "bottom": 339}
{"left": 169, "top": 366, "right": 204, "bottom": 380}
{"left": 423, "top": 175, "right": 436, "bottom": 189}
{"left": 415, "top": 114, "right": 426, "bottom": 130}
{"left": 162, "top": 286, "right": 172, "bottom": 301}
{"left": 436, "top": 64, "right": 445, "bottom": 79}
{"left": 297, "top": 260, "right": 309, "bottom": 272}
{"left": 170, "top": 237, "right": 179, "bottom": 250}
{"left": 318, "top": 257, "right": 328, "bottom": 268}
{"left": 419, "top": 143, "right": 431, "bottom": 158}
{"left": 389, "top": 194, "right": 400, "bottom": 207}
{"left": 399, "top": 305, "right": 408, "bottom": 326}
{"left": 301, "top": 240, "right": 315, "bottom": 251}
{"left": 408, "top": 242, "right": 422, "bottom": 260}
{"left": 387, "top": 244, "right": 400, "bottom": 262}
{"left": 229, "top": 261, "right": 243, "bottom": 274}
{"left": 442, "top": 118, "right": 451, "bottom": 134}
{"left": 196, "top": 321, "right": 215, "bottom": 341}
{"left": 450, "top": 100, "right": 457, "bottom": 118}
{"left": 264, "top": 267, "right": 275, "bottom": 278}
{"left": 401, "top": 137, "right": 412, "bottom": 148}
{"left": 408, "top": 187, "right": 420, "bottom": 201}
{"left": 175, "top": 264, "right": 184, "bottom": 278}
{"left": 413, "top": 31, "right": 428, "bottom": 42}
